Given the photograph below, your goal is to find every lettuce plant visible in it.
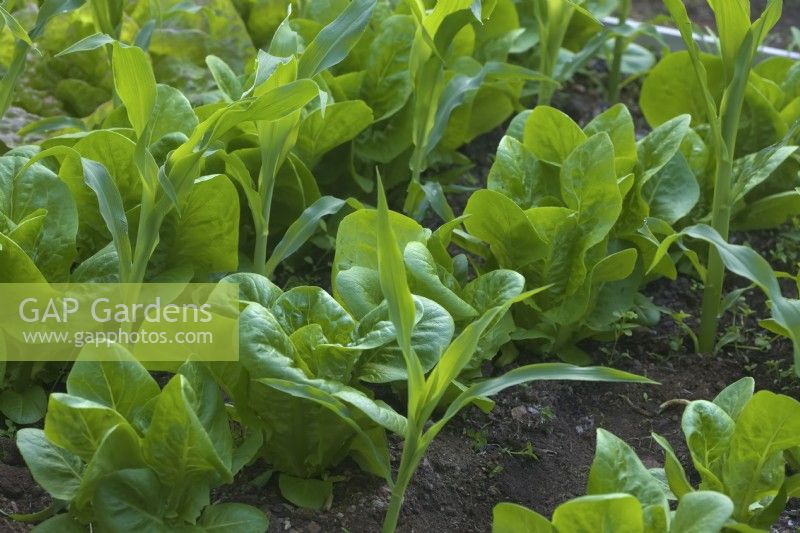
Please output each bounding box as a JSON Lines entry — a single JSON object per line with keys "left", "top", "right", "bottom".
{"left": 655, "top": 377, "right": 800, "bottom": 528}
{"left": 461, "top": 104, "right": 693, "bottom": 361}
{"left": 493, "top": 379, "right": 800, "bottom": 532}
{"left": 332, "top": 206, "right": 527, "bottom": 378}
{"left": 494, "top": 492, "right": 734, "bottom": 533}
{"left": 20, "top": 38, "right": 320, "bottom": 284}
{"left": 639, "top": 0, "right": 784, "bottom": 353}
{"left": 372, "top": 177, "right": 652, "bottom": 532}
{"left": 207, "top": 272, "right": 444, "bottom": 509}
{"left": 16, "top": 350, "right": 268, "bottom": 532}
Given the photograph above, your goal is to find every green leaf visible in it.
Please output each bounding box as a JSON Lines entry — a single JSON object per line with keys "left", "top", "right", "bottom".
{"left": 255, "top": 377, "right": 395, "bottom": 479}
{"left": 642, "top": 153, "right": 699, "bottom": 224}
{"left": 731, "top": 145, "right": 797, "bottom": 204}
{"left": 361, "top": 15, "right": 415, "bottom": 121}
{"left": 588, "top": 429, "right": 669, "bottom": 531}
{"left": 523, "top": 106, "right": 586, "bottom": 165}
{"left": 403, "top": 241, "right": 477, "bottom": 321}
{"left": 0, "top": 155, "right": 78, "bottom": 280}
{"left": 295, "top": 100, "right": 374, "bottom": 165}
{"left": 640, "top": 51, "right": 724, "bottom": 128}
{"left": 298, "top": 0, "right": 377, "bottom": 78}
{"left": 486, "top": 135, "right": 548, "bottom": 209}
{"left": 712, "top": 377, "right": 754, "bottom": 421}
{"left": 652, "top": 433, "right": 694, "bottom": 499}
{"left": 265, "top": 196, "right": 347, "bottom": 276}
{"left": 426, "top": 62, "right": 545, "bottom": 158}
{"left": 552, "top": 494, "right": 644, "bottom": 532}
{"left": 707, "top": 0, "right": 751, "bottom": 78}
{"left": 206, "top": 55, "right": 243, "bottom": 102}
{"left": 193, "top": 80, "right": 318, "bottom": 150}
{"left": 734, "top": 191, "right": 800, "bottom": 231}
{"left": 142, "top": 375, "right": 233, "bottom": 501}
{"left": 16, "top": 428, "right": 83, "bottom": 501}
{"left": 420, "top": 305, "right": 508, "bottom": 417}
{"left": 199, "top": 503, "right": 268, "bottom": 532}
{"left": 157, "top": 174, "right": 239, "bottom": 275}
{"left": 0, "top": 232, "right": 46, "bottom": 282}
{"left": 55, "top": 32, "right": 114, "bottom": 56}
{"left": 80, "top": 158, "right": 133, "bottom": 281}
{"left": 219, "top": 272, "right": 283, "bottom": 308}
{"left": 375, "top": 176, "right": 425, "bottom": 405}
{"left": 0, "top": 385, "right": 47, "bottom": 424}
{"left": 277, "top": 474, "right": 333, "bottom": 510}
{"left": 333, "top": 206, "right": 428, "bottom": 301}
{"left": 53, "top": 131, "right": 140, "bottom": 256}
{"left": 560, "top": 132, "right": 621, "bottom": 246}
{"left": 492, "top": 502, "right": 552, "bottom": 533}
{"left": 0, "top": 6, "right": 33, "bottom": 45}
{"left": 670, "top": 491, "right": 734, "bottom": 533}
{"left": 462, "top": 269, "right": 526, "bottom": 313}
{"left": 680, "top": 224, "right": 800, "bottom": 374}
{"left": 428, "top": 364, "right": 654, "bottom": 444}
{"left": 463, "top": 189, "right": 544, "bottom": 268}
{"left": 723, "top": 390, "right": 800, "bottom": 521}
{"left": 682, "top": 224, "right": 781, "bottom": 296}
{"left": 66, "top": 347, "right": 160, "bottom": 423}
{"left": 273, "top": 286, "right": 356, "bottom": 345}
{"left": 356, "top": 296, "right": 455, "bottom": 383}
{"left": 44, "top": 394, "right": 132, "bottom": 462}
{"left": 584, "top": 104, "right": 637, "bottom": 175}
{"left": 637, "top": 114, "right": 692, "bottom": 182}
{"left": 112, "top": 42, "right": 157, "bottom": 137}
{"left": 682, "top": 400, "right": 734, "bottom": 491}
{"left": 93, "top": 469, "right": 169, "bottom": 532}
{"left": 74, "top": 423, "right": 146, "bottom": 511}
{"left": 150, "top": 84, "right": 198, "bottom": 142}
{"left": 30, "top": 514, "right": 86, "bottom": 533}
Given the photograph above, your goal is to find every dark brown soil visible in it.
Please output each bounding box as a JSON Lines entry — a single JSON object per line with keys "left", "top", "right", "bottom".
{"left": 632, "top": 0, "right": 800, "bottom": 49}
{"left": 0, "top": 437, "right": 50, "bottom": 532}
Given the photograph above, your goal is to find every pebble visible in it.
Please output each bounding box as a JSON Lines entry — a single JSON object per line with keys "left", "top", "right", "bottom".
{"left": 510, "top": 405, "right": 528, "bottom": 421}
{"left": 371, "top": 498, "right": 388, "bottom": 511}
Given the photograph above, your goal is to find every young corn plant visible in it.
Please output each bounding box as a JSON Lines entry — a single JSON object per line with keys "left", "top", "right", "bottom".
{"left": 648, "top": 223, "right": 800, "bottom": 376}
{"left": 247, "top": 0, "right": 375, "bottom": 276}
{"left": 522, "top": 0, "right": 607, "bottom": 106}
{"left": 662, "top": 0, "right": 783, "bottom": 352}
{"left": 402, "top": 0, "right": 545, "bottom": 219}
{"left": 374, "top": 178, "right": 653, "bottom": 532}
{"left": 606, "top": 0, "right": 631, "bottom": 104}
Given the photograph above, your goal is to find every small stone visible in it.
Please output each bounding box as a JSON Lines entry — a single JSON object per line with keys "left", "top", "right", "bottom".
{"left": 511, "top": 405, "right": 528, "bottom": 421}
{"left": 371, "top": 498, "right": 388, "bottom": 512}
{"left": 307, "top": 521, "right": 321, "bottom": 533}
